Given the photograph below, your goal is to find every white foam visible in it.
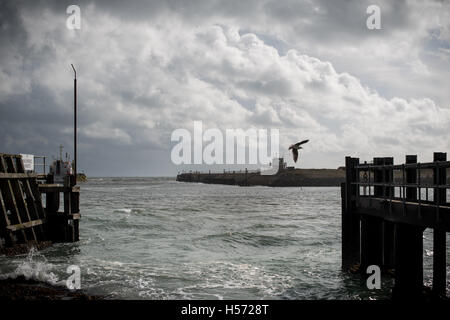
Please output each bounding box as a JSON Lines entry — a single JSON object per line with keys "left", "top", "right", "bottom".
{"left": 115, "top": 208, "right": 132, "bottom": 214}
{"left": 0, "top": 248, "right": 65, "bottom": 286}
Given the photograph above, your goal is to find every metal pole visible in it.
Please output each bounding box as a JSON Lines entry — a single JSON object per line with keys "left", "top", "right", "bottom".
{"left": 71, "top": 64, "right": 77, "bottom": 183}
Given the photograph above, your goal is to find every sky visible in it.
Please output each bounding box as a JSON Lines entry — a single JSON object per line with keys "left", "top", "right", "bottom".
{"left": 0, "top": 0, "right": 449, "bottom": 176}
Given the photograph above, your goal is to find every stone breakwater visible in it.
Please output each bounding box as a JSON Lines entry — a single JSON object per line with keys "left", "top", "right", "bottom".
{"left": 176, "top": 168, "right": 346, "bottom": 187}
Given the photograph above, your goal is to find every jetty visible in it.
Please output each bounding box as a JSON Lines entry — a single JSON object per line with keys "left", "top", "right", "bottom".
{"left": 176, "top": 158, "right": 346, "bottom": 187}
{"left": 0, "top": 65, "right": 81, "bottom": 256}
{"left": 0, "top": 153, "right": 80, "bottom": 255}
{"left": 341, "top": 152, "right": 449, "bottom": 299}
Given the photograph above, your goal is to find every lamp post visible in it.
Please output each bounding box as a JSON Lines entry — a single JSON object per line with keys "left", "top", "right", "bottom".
{"left": 71, "top": 64, "right": 77, "bottom": 183}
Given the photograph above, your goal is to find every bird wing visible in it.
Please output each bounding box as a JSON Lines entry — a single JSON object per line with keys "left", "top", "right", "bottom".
{"left": 292, "top": 148, "right": 298, "bottom": 163}
{"left": 298, "top": 139, "right": 309, "bottom": 146}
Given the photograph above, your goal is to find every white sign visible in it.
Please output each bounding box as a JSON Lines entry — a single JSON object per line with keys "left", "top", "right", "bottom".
{"left": 20, "top": 154, "right": 34, "bottom": 171}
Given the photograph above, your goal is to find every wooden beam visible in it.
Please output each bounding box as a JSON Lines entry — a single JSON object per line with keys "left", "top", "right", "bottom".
{"left": 38, "top": 184, "right": 80, "bottom": 193}
{"left": 356, "top": 197, "right": 450, "bottom": 231}
{"left": 29, "top": 180, "right": 46, "bottom": 220}
{"left": 6, "top": 180, "right": 27, "bottom": 241}
{"left": 0, "top": 173, "right": 38, "bottom": 179}
{"left": 47, "top": 212, "right": 80, "bottom": 220}
{"left": 6, "top": 219, "right": 45, "bottom": 232}
{"left": 23, "top": 179, "right": 46, "bottom": 240}
{"left": 0, "top": 189, "right": 11, "bottom": 227}
{"left": 8, "top": 155, "right": 38, "bottom": 241}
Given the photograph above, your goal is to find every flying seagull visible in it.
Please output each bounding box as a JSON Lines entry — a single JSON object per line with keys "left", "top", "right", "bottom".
{"left": 288, "top": 139, "right": 309, "bottom": 163}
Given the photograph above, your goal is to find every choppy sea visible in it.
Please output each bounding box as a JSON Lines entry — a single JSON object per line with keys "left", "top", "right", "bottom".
{"left": 0, "top": 178, "right": 448, "bottom": 299}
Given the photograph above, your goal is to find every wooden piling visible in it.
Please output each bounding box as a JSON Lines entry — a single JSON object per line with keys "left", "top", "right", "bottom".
{"left": 405, "top": 155, "right": 417, "bottom": 199}
{"left": 382, "top": 157, "right": 395, "bottom": 270}
{"left": 341, "top": 157, "right": 360, "bottom": 271}
{"left": 43, "top": 175, "right": 80, "bottom": 243}
{"left": 393, "top": 155, "right": 424, "bottom": 299}
{"left": 360, "top": 158, "right": 384, "bottom": 271}
{"left": 432, "top": 152, "right": 447, "bottom": 297}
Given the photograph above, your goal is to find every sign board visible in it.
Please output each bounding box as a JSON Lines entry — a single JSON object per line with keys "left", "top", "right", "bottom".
{"left": 20, "top": 154, "right": 34, "bottom": 171}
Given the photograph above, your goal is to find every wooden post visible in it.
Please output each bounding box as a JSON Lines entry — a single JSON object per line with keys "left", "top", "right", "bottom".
{"left": 382, "top": 157, "right": 395, "bottom": 270}
{"left": 405, "top": 155, "right": 417, "bottom": 200}
{"left": 373, "top": 157, "right": 383, "bottom": 196}
{"left": 383, "top": 157, "right": 394, "bottom": 198}
{"left": 360, "top": 158, "right": 384, "bottom": 271}
{"left": 45, "top": 174, "right": 59, "bottom": 213}
{"left": 432, "top": 152, "right": 446, "bottom": 297}
{"left": 342, "top": 156, "right": 360, "bottom": 270}
{"left": 393, "top": 155, "right": 423, "bottom": 299}
{"left": 393, "top": 224, "right": 424, "bottom": 299}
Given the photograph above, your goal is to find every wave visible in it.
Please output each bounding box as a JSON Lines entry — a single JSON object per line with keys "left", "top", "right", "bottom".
{"left": 199, "top": 231, "right": 296, "bottom": 248}
{"left": 0, "top": 248, "right": 65, "bottom": 287}
{"left": 113, "top": 208, "right": 143, "bottom": 214}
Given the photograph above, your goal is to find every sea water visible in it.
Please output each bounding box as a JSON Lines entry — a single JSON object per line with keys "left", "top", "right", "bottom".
{"left": 0, "top": 178, "right": 448, "bottom": 299}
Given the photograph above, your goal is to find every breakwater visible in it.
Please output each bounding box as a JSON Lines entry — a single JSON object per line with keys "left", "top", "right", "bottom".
{"left": 176, "top": 167, "right": 346, "bottom": 187}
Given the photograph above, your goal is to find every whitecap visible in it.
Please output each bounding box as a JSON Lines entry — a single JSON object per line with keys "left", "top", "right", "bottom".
{"left": 0, "top": 248, "right": 65, "bottom": 286}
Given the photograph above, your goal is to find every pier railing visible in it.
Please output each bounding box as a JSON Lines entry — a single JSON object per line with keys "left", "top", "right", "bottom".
{"left": 342, "top": 152, "right": 448, "bottom": 299}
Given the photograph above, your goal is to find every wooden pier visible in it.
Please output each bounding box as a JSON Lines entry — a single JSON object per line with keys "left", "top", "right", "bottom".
{"left": 341, "top": 152, "right": 449, "bottom": 299}
{"left": 0, "top": 153, "right": 80, "bottom": 255}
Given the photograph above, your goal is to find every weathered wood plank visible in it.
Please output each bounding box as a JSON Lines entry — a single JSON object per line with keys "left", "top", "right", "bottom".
{"left": 47, "top": 212, "right": 80, "bottom": 220}
{"left": 29, "top": 180, "right": 46, "bottom": 220}
{"left": 15, "top": 156, "right": 25, "bottom": 173}
{"left": 0, "top": 189, "right": 11, "bottom": 227}
{"left": 6, "top": 180, "right": 27, "bottom": 241}
{"left": 7, "top": 155, "right": 37, "bottom": 241}
{"left": 0, "top": 173, "right": 38, "bottom": 179}
{"left": 0, "top": 156, "right": 6, "bottom": 173}
{"left": 38, "top": 184, "right": 80, "bottom": 193}
{"left": 23, "top": 179, "right": 46, "bottom": 240}
{"left": 6, "top": 219, "right": 45, "bottom": 232}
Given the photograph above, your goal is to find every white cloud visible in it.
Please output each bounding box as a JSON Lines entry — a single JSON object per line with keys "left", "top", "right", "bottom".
{"left": 1, "top": 1, "right": 449, "bottom": 174}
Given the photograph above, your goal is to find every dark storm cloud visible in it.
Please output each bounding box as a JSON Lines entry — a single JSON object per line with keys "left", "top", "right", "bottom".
{"left": 0, "top": 0, "right": 449, "bottom": 176}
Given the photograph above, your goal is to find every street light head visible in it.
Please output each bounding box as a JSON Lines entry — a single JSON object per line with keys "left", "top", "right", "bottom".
{"left": 71, "top": 64, "right": 77, "bottom": 79}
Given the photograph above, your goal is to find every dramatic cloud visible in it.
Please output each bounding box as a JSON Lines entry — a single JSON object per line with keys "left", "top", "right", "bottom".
{"left": 0, "top": 0, "right": 449, "bottom": 176}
